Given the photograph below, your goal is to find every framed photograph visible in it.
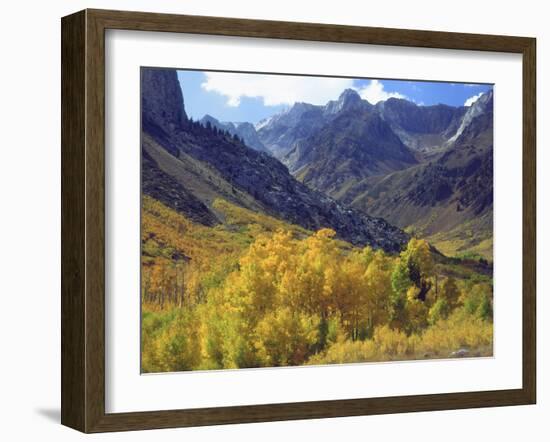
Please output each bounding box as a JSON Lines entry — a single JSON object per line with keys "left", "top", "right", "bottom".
{"left": 61, "top": 9, "right": 536, "bottom": 432}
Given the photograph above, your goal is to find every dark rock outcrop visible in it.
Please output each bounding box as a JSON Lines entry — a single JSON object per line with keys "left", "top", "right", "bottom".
{"left": 141, "top": 68, "right": 188, "bottom": 136}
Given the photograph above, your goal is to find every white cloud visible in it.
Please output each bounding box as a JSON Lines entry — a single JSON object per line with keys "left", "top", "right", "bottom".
{"left": 464, "top": 92, "right": 484, "bottom": 106}
{"left": 354, "top": 80, "right": 407, "bottom": 104}
{"left": 201, "top": 72, "right": 354, "bottom": 107}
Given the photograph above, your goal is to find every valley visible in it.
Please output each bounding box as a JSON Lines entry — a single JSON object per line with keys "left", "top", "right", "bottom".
{"left": 140, "top": 68, "right": 494, "bottom": 372}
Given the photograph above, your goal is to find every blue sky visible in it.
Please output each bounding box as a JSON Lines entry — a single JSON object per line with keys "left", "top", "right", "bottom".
{"left": 177, "top": 69, "right": 493, "bottom": 124}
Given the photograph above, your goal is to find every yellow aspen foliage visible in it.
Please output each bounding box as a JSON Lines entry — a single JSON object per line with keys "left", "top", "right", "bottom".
{"left": 440, "top": 277, "right": 460, "bottom": 309}
{"left": 254, "top": 308, "right": 320, "bottom": 366}
{"left": 373, "top": 325, "right": 413, "bottom": 358}
{"left": 141, "top": 196, "right": 493, "bottom": 372}
{"left": 406, "top": 286, "right": 429, "bottom": 332}
{"left": 362, "top": 252, "right": 392, "bottom": 331}
{"left": 403, "top": 238, "right": 434, "bottom": 279}
{"left": 279, "top": 229, "right": 340, "bottom": 316}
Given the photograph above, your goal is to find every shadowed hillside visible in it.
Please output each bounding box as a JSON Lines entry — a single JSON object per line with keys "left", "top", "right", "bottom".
{"left": 141, "top": 68, "right": 409, "bottom": 252}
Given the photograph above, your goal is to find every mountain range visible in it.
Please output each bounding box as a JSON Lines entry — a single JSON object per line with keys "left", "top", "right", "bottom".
{"left": 199, "top": 114, "right": 269, "bottom": 153}
{"left": 141, "top": 68, "right": 408, "bottom": 252}
{"left": 349, "top": 91, "right": 494, "bottom": 256}
{"left": 253, "top": 87, "right": 493, "bottom": 257}
{"left": 142, "top": 68, "right": 493, "bottom": 258}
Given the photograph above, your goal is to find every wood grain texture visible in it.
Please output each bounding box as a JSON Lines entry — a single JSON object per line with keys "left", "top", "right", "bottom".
{"left": 89, "top": 8, "right": 533, "bottom": 52}
{"left": 61, "top": 8, "right": 537, "bottom": 433}
{"left": 522, "top": 38, "right": 537, "bottom": 403}
{"left": 85, "top": 9, "right": 107, "bottom": 432}
{"left": 61, "top": 10, "right": 86, "bottom": 432}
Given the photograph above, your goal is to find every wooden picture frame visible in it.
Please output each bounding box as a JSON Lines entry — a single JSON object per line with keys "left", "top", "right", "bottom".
{"left": 61, "top": 8, "right": 536, "bottom": 433}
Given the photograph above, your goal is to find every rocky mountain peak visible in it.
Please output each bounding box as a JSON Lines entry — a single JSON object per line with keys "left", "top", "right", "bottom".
{"left": 339, "top": 88, "right": 361, "bottom": 103}
{"left": 201, "top": 114, "right": 218, "bottom": 123}
{"left": 324, "top": 88, "right": 368, "bottom": 115}
{"left": 286, "top": 102, "right": 319, "bottom": 119}
{"left": 201, "top": 114, "right": 230, "bottom": 129}
{"left": 235, "top": 121, "right": 253, "bottom": 130}
{"left": 199, "top": 115, "right": 268, "bottom": 152}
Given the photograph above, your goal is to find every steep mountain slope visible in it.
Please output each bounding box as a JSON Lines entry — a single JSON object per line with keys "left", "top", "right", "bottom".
{"left": 255, "top": 89, "right": 373, "bottom": 159}
{"left": 256, "top": 89, "right": 417, "bottom": 198}
{"left": 200, "top": 114, "right": 269, "bottom": 153}
{"left": 375, "top": 99, "right": 467, "bottom": 152}
{"left": 255, "top": 103, "right": 325, "bottom": 158}
{"left": 288, "top": 106, "right": 418, "bottom": 198}
{"left": 141, "top": 68, "right": 408, "bottom": 252}
{"left": 142, "top": 147, "right": 219, "bottom": 227}
{"left": 346, "top": 91, "right": 494, "bottom": 257}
